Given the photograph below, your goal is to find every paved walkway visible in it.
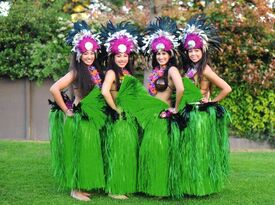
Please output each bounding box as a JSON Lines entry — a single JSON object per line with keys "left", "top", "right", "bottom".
{"left": 230, "top": 137, "right": 274, "bottom": 152}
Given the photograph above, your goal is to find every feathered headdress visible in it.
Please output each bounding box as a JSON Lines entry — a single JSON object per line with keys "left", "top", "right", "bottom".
{"left": 142, "top": 16, "right": 180, "bottom": 55}
{"left": 66, "top": 20, "right": 101, "bottom": 62}
{"left": 99, "top": 21, "right": 139, "bottom": 55}
{"left": 180, "top": 14, "right": 221, "bottom": 53}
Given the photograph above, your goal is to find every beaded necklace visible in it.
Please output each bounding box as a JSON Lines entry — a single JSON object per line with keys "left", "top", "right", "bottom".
{"left": 147, "top": 66, "right": 166, "bottom": 96}
{"left": 88, "top": 66, "right": 102, "bottom": 88}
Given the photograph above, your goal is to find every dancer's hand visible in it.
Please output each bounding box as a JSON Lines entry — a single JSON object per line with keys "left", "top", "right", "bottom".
{"left": 200, "top": 97, "right": 209, "bottom": 103}
{"left": 116, "top": 107, "right": 126, "bottom": 120}
{"left": 65, "top": 109, "right": 74, "bottom": 117}
{"left": 168, "top": 107, "right": 177, "bottom": 114}
{"left": 159, "top": 108, "right": 175, "bottom": 119}
{"left": 116, "top": 106, "right": 122, "bottom": 115}
{"left": 160, "top": 111, "right": 167, "bottom": 118}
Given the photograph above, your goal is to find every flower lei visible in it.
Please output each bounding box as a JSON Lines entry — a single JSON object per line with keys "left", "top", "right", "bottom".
{"left": 147, "top": 67, "right": 166, "bottom": 96}
{"left": 119, "top": 69, "right": 130, "bottom": 82}
{"left": 185, "top": 67, "right": 197, "bottom": 83}
{"left": 88, "top": 66, "right": 102, "bottom": 88}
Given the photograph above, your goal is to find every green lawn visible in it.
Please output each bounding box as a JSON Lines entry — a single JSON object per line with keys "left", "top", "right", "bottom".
{"left": 0, "top": 140, "right": 275, "bottom": 205}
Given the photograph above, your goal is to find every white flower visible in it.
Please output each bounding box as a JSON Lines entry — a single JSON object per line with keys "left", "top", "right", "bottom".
{"left": 118, "top": 44, "right": 127, "bottom": 53}
{"left": 248, "top": 3, "right": 255, "bottom": 9}
{"left": 267, "top": 0, "right": 274, "bottom": 8}
{"left": 101, "top": 4, "right": 107, "bottom": 10}
{"left": 235, "top": 13, "right": 244, "bottom": 21}
{"left": 267, "top": 12, "right": 275, "bottom": 20}
{"left": 57, "top": 34, "right": 65, "bottom": 39}
{"left": 0, "top": 1, "right": 11, "bottom": 17}
{"left": 137, "top": 5, "right": 143, "bottom": 11}
{"left": 88, "top": 1, "right": 111, "bottom": 13}
{"left": 156, "top": 43, "right": 165, "bottom": 50}
{"left": 187, "top": 2, "right": 193, "bottom": 7}
{"left": 106, "top": 7, "right": 112, "bottom": 12}
{"left": 259, "top": 16, "right": 266, "bottom": 23}
{"left": 85, "top": 42, "right": 93, "bottom": 51}
{"left": 121, "top": 5, "right": 130, "bottom": 14}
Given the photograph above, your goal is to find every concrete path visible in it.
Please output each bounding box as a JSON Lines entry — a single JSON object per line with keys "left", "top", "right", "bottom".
{"left": 230, "top": 137, "right": 274, "bottom": 152}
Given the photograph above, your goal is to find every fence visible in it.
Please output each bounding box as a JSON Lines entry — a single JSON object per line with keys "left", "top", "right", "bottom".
{"left": 0, "top": 78, "right": 53, "bottom": 140}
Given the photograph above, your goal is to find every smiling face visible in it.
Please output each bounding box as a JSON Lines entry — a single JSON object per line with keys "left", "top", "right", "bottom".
{"left": 81, "top": 50, "right": 95, "bottom": 66}
{"left": 114, "top": 52, "right": 129, "bottom": 68}
{"left": 156, "top": 50, "right": 170, "bottom": 67}
{"left": 188, "top": 48, "right": 203, "bottom": 63}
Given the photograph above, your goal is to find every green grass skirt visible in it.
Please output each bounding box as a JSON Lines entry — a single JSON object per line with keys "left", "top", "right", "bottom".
{"left": 180, "top": 105, "right": 230, "bottom": 196}
{"left": 103, "top": 76, "right": 141, "bottom": 194}
{"left": 48, "top": 110, "right": 66, "bottom": 187}
{"left": 116, "top": 76, "right": 173, "bottom": 196}
{"left": 104, "top": 115, "right": 138, "bottom": 194}
{"left": 138, "top": 118, "right": 170, "bottom": 196}
{"left": 49, "top": 87, "right": 106, "bottom": 190}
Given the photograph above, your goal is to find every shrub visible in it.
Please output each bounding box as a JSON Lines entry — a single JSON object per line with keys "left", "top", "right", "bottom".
{"left": 205, "top": 1, "right": 274, "bottom": 92}
{"left": 0, "top": 0, "right": 71, "bottom": 81}
{"left": 205, "top": 1, "right": 275, "bottom": 145}
{"left": 219, "top": 85, "right": 274, "bottom": 146}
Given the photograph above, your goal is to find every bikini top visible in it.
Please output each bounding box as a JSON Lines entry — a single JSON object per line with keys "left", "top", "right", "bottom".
{"left": 155, "top": 75, "right": 173, "bottom": 92}
{"left": 155, "top": 76, "right": 168, "bottom": 92}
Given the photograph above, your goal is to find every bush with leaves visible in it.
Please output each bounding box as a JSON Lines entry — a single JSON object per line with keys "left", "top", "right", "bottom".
{"left": 203, "top": 1, "right": 275, "bottom": 144}
{"left": 0, "top": 0, "right": 71, "bottom": 81}
{"left": 205, "top": 1, "right": 274, "bottom": 91}
{"left": 218, "top": 85, "right": 274, "bottom": 146}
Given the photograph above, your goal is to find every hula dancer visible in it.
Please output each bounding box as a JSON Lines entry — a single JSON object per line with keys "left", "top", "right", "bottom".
{"left": 179, "top": 14, "right": 232, "bottom": 196}
{"left": 100, "top": 21, "right": 140, "bottom": 199}
{"left": 138, "top": 16, "right": 184, "bottom": 197}
{"left": 49, "top": 21, "right": 106, "bottom": 201}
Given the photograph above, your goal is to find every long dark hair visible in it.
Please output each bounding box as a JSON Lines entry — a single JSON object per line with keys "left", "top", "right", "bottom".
{"left": 69, "top": 52, "right": 103, "bottom": 98}
{"left": 152, "top": 50, "right": 181, "bottom": 76}
{"left": 183, "top": 49, "right": 209, "bottom": 83}
{"left": 106, "top": 53, "right": 135, "bottom": 90}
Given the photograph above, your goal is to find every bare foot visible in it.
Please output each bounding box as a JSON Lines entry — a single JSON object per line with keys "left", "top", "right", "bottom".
{"left": 82, "top": 192, "right": 91, "bottom": 197}
{"left": 108, "top": 194, "right": 128, "bottom": 200}
{"left": 71, "top": 190, "right": 91, "bottom": 201}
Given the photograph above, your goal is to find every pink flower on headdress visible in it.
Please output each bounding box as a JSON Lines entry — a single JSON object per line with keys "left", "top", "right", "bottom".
{"left": 184, "top": 33, "right": 203, "bottom": 50}
{"left": 110, "top": 36, "right": 134, "bottom": 54}
{"left": 78, "top": 36, "right": 100, "bottom": 53}
{"left": 151, "top": 36, "right": 173, "bottom": 53}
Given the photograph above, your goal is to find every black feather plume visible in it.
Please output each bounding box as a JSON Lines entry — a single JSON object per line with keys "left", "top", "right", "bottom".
{"left": 99, "top": 20, "right": 140, "bottom": 42}
{"left": 66, "top": 20, "right": 90, "bottom": 46}
{"left": 146, "top": 16, "right": 179, "bottom": 37}
{"left": 185, "top": 14, "right": 221, "bottom": 53}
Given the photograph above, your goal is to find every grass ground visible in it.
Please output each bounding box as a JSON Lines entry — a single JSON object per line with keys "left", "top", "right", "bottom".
{"left": 0, "top": 140, "right": 275, "bottom": 205}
